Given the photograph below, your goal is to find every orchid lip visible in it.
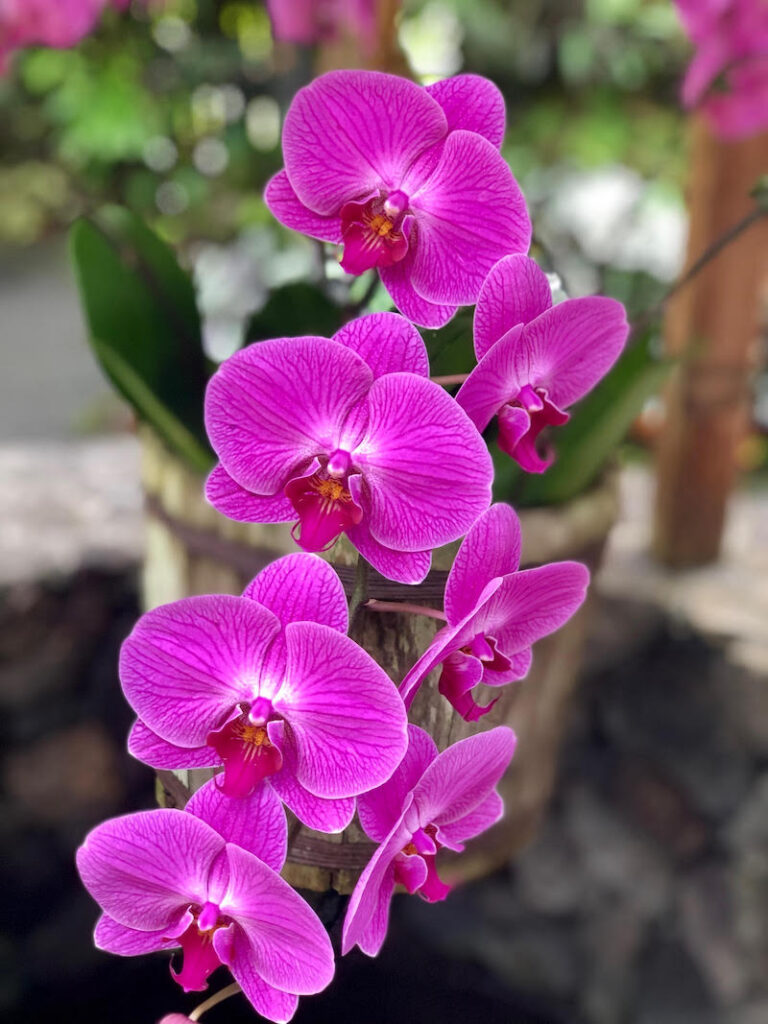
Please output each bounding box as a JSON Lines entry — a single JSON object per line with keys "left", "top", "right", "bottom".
{"left": 172, "top": 904, "right": 227, "bottom": 992}
{"left": 285, "top": 465, "right": 364, "bottom": 552}
{"left": 207, "top": 702, "right": 283, "bottom": 797}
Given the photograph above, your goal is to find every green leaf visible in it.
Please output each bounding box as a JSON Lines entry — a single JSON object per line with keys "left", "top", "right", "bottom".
{"left": 421, "top": 308, "right": 475, "bottom": 377}
{"left": 243, "top": 282, "right": 344, "bottom": 344}
{"left": 70, "top": 206, "right": 213, "bottom": 470}
{"left": 499, "top": 327, "right": 672, "bottom": 506}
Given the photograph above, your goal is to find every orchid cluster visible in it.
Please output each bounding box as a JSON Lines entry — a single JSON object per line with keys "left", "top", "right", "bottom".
{"left": 77, "top": 69, "right": 629, "bottom": 1022}
{"left": 674, "top": 0, "right": 768, "bottom": 139}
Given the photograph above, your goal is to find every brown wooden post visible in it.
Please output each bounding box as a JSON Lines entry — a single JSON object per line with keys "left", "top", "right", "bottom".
{"left": 653, "top": 117, "right": 768, "bottom": 567}
{"left": 315, "top": 0, "right": 408, "bottom": 75}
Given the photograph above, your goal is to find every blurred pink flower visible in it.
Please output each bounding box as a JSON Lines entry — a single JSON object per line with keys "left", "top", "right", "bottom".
{"left": 266, "top": 0, "right": 378, "bottom": 55}
{"left": 0, "top": 0, "right": 132, "bottom": 71}
{"left": 674, "top": 0, "right": 768, "bottom": 138}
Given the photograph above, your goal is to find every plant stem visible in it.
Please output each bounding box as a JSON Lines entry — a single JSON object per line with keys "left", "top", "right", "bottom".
{"left": 431, "top": 373, "right": 469, "bottom": 386}
{"left": 348, "top": 272, "right": 381, "bottom": 316}
{"left": 364, "top": 599, "right": 447, "bottom": 621}
{"left": 632, "top": 203, "right": 767, "bottom": 336}
{"left": 189, "top": 982, "right": 242, "bottom": 1021}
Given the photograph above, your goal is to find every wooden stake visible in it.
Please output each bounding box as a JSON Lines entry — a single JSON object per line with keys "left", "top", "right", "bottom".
{"left": 653, "top": 117, "right": 768, "bottom": 567}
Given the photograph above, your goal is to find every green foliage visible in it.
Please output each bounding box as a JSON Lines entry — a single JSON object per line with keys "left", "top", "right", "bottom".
{"left": 70, "top": 206, "right": 213, "bottom": 470}
{"left": 242, "top": 282, "right": 345, "bottom": 345}
{"left": 496, "top": 327, "right": 672, "bottom": 506}
{"left": 420, "top": 309, "right": 475, "bottom": 378}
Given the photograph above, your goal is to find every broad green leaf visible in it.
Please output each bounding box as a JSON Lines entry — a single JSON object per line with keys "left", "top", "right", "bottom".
{"left": 421, "top": 307, "right": 475, "bottom": 377}
{"left": 497, "top": 327, "right": 672, "bottom": 506}
{"left": 70, "top": 206, "right": 212, "bottom": 469}
{"left": 243, "top": 282, "right": 345, "bottom": 344}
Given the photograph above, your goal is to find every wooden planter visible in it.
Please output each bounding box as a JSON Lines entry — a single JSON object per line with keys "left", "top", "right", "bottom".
{"left": 141, "top": 428, "right": 618, "bottom": 893}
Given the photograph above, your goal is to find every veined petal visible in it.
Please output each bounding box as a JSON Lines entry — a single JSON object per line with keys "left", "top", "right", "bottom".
{"left": 455, "top": 323, "right": 525, "bottom": 432}
{"left": 205, "top": 465, "right": 295, "bottom": 524}
{"left": 221, "top": 932, "right": 300, "bottom": 1023}
{"left": 205, "top": 337, "right": 373, "bottom": 496}
{"left": 77, "top": 809, "right": 225, "bottom": 932}
{"left": 473, "top": 562, "right": 590, "bottom": 656}
{"left": 411, "top": 727, "right": 516, "bottom": 828}
{"left": 277, "top": 621, "right": 408, "bottom": 798}
{"left": 357, "top": 372, "right": 493, "bottom": 552}
{"left": 270, "top": 731, "right": 356, "bottom": 832}
{"left": 127, "top": 720, "right": 219, "bottom": 770}
{"left": 358, "top": 724, "right": 438, "bottom": 842}
{"left": 282, "top": 70, "right": 447, "bottom": 216}
{"left": 524, "top": 297, "right": 629, "bottom": 409}
{"left": 119, "top": 595, "right": 281, "bottom": 748}
{"left": 437, "top": 652, "right": 491, "bottom": 722}
{"left": 474, "top": 254, "right": 552, "bottom": 360}
{"left": 242, "top": 553, "right": 348, "bottom": 635}
{"left": 444, "top": 503, "right": 522, "bottom": 623}
{"left": 185, "top": 778, "right": 287, "bottom": 873}
{"left": 342, "top": 807, "right": 412, "bottom": 956}
{"left": 346, "top": 518, "right": 432, "bottom": 584}
{"left": 94, "top": 913, "right": 183, "bottom": 956}
{"left": 219, "top": 843, "right": 335, "bottom": 994}
{"left": 437, "top": 791, "right": 504, "bottom": 851}
{"left": 332, "top": 312, "right": 429, "bottom": 378}
{"left": 379, "top": 260, "right": 458, "bottom": 328}
{"left": 425, "top": 74, "right": 506, "bottom": 149}
{"left": 409, "top": 131, "right": 531, "bottom": 306}
{"left": 264, "top": 170, "right": 343, "bottom": 243}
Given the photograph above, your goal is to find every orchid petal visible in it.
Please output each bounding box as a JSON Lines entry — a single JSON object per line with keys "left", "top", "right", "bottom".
{"left": 425, "top": 74, "right": 506, "bottom": 149}
{"left": 282, "top": 70, "right": 447, "bottom": 215}
{"left": 205, "top": 464, "right": 295, "bottom": 523}
{"left": 437, "top": 652, "right": 491, "bottom": 722}
{"left": 437, "top": 791, "right": 504, "bottom": 852}
{"left": 524, "top": 297, "right": 629, "bottom": 408}
{"left": 77, "top": 810, "right": 225, "bottom": 931}
{"left": 474, "top": 254, "right": 552, "bottom": 360}
{"left": 94, "top": 913, "right": 183, "bottom": 956}
{"left": 455, "top": 324, "right": 524, "bottom": 432}
{"left": 220, "top": 932, "right": 300, "bottom": 1023}
{"left": 357, "top": 372, "right": 493, "bottom": 552}
{"left": 219, "top": 843, "right": 335, "bottom": 994}
{"left": 342, "top": 806, "right": 412, "bottom": 956}
{"left": 409, "top": 131, "right": 531, "bottom": 306}
{"left": 127, "top": 720, "right": 219, "bottom": 770}
{"left": 444, "top": 503, "right": 522, "bottom": 623}
{"left": 264, "top": 170, "right": 343, "bottom": 243}
{"left": 358, "top": 724, "right": 438, "bottom": 841}
{"left": 185, "top": 778, "right": 287, "bottom": 872}
{"left": 484, "top": 646, "right": 533, "bottom": 686}
{"left": 379, "top": 260, "right": 457, "bottom": 328}
{"left": 411, "top": 726, "right": 516, "bottom": 827}
{"left": 270, "top": 731, "right": 356, "bottom": 832}
{"left": 277, "top": 621, "right": 408, "bottom": 798}
{"left": 120, "top": 595, "right": 281, "bottom": 748}
{"left": 205, "top": 337, "right": 372, "bottom": 495}
{"left": 346, "top": 518, "right": 432, "bottom": 584}
{"left": 332, "top": 311, "right": 429, "bottom": 378}
{"left": 242, "top": 553, "right": 348, "bottom": 635}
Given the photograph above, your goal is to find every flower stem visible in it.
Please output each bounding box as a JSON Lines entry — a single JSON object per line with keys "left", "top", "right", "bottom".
{"left": 348, "top": 272, "right": 381, "bottom": 316}
{"left": 431, "top": 374, "right": 469, "bottom": 386}
{"left": 189, "top": 982, "right": 241, "bottom": 1021}
{"left": 364, "top": 599, "right": 447, "bottom": 621}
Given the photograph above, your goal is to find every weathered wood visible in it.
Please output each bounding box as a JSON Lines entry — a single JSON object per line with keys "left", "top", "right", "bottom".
{"left": 654, "top": 117, "right": 768, "bottom": 567}
{"left": 142, "top": 428, "right": 617, "bottom": 892}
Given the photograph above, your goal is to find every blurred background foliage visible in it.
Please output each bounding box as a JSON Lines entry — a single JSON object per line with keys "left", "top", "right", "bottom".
{"left": 4, "top": 0, "right": 729, "bottom": 501}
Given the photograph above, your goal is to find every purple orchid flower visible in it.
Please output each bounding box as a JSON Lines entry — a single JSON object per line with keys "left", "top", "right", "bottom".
{"left": 399, "top": 503, "right": 589, "bottom": 721}
{"left": 456, "top": 254, "right": 629, "bottom": 473}
{"left": 342, "top": 725, "right": 516, "bottom": 956}
{"left": 204, "top": 312, "right": 493, "bottom": 585}
{"left": 264, "top": 70, "right": 531, "bottom": 328}
{"left": 77, "top": 779, "right": 333, "bottom": 1023}
{"left": 121, "top": 553, "right": 408, "bottom": 834}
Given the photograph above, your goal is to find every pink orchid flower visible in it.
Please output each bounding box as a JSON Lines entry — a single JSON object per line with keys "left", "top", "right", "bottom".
{"left": 266, "top": 0, "right": 377, "bottom": 55}
{"left": 456, "top": 254, "right": 628, "bottom": 474}
{"left": 675, "top": 0, "right": 768, "bottom": 139}
{"left": 204, "top": 312, "right": 493, "bottom": 585}
{"left": 77, "top": 779, "right": 333, "bottom": 1023}
{"left": 265, "top": 70, "right": 530, "bottom": 328}
{"left": 121, "top": 552, "right": 408, "bottom": 834}
{"left": 342, "top": 725, "right": 516, "bottom": 956}
{"left": 399, "top": 504, "right": 589, "bottom": 721}
{"left": 0, "top": 0, "right": 130, "bottom": 71}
